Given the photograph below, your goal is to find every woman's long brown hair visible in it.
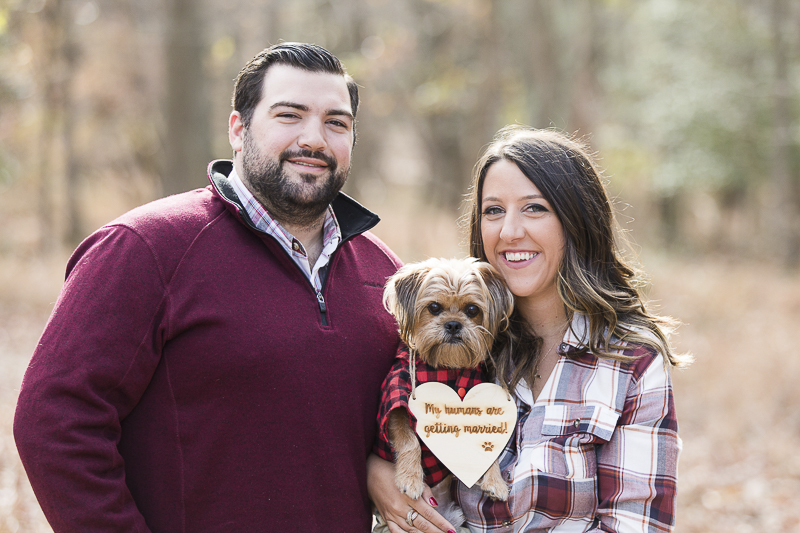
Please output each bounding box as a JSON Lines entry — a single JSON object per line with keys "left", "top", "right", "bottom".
{"left": 464, "top": 126, "right": 692, "bottom": 393}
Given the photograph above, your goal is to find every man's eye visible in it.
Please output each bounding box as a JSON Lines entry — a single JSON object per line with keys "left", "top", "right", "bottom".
{"left": 465, "top": 304, "right": 480, "bottom": 318}
{"left": 428, "top": 303, "right": 443, "bottom": 315}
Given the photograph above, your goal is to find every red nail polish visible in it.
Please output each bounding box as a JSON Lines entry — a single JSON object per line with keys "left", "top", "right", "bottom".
{"left": 429, "top": 496, "right": 438, "bottom": 507}
{"left": 448, "top": 530, "right": 456, "bottom": 533}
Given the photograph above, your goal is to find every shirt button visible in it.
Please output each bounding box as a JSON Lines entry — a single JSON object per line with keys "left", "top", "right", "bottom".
{"left": 559, "top": 343, "right": 568, "bottom": 352}
{"left": 502, "top": 520, "right": 512, "bottom": 527}
{"left": 505, "top": 471, "right": 512, "bottom": 481}
{"left": 573, "top": 419, "right": 580, "bottom": 428}
{"left": 292, "top": 241, "right": 300, "bottom": 251}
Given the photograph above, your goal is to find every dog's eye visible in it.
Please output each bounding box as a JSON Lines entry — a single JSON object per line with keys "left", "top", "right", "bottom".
{"left": 428, "top": 302, "right": 443, "bottom": 315}
{"left": 465, "top": 304, "right": 480, "bottom": 318}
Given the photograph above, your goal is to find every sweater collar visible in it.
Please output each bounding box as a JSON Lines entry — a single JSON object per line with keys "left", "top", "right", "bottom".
{"left": 206, "top": 159, "right": 381, "bottom": 243}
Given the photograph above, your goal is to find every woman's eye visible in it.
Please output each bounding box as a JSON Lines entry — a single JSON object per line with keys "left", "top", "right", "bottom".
{"left": 525, "top": 203, "right": 548, "bottom": 214}
{"left": 482, "top": 206, "right": 504, "bottom": 217}
{"left": 428, "top": 302, "right": 443, "bottom": 315}
{"left": 465, "top": 304, "right": 480, "bottom": 318}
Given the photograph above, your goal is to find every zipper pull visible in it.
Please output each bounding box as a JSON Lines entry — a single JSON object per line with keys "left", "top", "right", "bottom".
{"left": 316, "top": 291, "right": 329, "bottom": 326}
{"left": 316, "top": 292, "right": 327, "bottom": 313}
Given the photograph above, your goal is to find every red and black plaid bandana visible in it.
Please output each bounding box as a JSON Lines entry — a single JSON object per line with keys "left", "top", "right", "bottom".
{"left": 373, "top": 344, "right": 487, "bottom": 487}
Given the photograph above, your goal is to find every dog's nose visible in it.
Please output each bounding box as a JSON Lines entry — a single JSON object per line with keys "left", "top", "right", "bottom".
{"left": 444, "top": 321, "right": 463, "bottom": 334}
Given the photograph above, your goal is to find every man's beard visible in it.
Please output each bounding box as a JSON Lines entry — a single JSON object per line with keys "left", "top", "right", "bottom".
{"left": 241, "top": 133, "right": 349, "bottom": 228}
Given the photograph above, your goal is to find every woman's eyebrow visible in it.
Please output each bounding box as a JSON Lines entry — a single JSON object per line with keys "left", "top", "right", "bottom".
{"left": 482, "top": 194, "right": 545, "bottom": 202}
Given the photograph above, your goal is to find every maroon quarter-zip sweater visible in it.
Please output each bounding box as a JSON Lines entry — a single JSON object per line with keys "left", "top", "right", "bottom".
{"left": 14, "top": 160, "right": 402, "bottom": 533}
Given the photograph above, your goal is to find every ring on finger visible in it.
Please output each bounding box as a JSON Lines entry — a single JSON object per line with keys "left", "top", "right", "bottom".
{"left": 406, "top": 509, "right": 419, "bottom": 527}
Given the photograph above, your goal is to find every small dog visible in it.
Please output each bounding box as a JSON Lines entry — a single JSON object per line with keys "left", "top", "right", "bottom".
{"left": 381, "top": 257, "right": 515, "bottom": 514}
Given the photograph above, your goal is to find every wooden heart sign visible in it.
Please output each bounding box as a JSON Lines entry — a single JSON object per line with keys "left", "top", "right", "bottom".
{"left": 408, "top": 382, "right": 516, "bottom": 488}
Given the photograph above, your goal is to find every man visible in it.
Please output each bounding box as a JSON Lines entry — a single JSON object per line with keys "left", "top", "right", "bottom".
{"left": 15, "top": 43, "right": 402, "bottom": 533}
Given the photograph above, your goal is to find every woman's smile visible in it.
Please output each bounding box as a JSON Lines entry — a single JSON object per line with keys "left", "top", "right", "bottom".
{"left": 502, "top": 251, "right": 539, "bottom": 264}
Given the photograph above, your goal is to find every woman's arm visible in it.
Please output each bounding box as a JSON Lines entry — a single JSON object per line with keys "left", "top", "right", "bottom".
{"left": 367, "top": 454, "right": 456, "bottom": 533}
{"left": 592, "top": 355, "right": 681, "bottom": 532}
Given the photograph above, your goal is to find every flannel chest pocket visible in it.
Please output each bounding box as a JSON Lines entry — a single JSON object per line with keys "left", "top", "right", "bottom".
{"left": 536, "top": 404, "right": 620, "bottom": 480}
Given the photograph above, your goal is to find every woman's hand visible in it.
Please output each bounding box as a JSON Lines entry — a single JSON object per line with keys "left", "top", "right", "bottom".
{"left": 367, "top": 454, "right": 456, "bottom": 533}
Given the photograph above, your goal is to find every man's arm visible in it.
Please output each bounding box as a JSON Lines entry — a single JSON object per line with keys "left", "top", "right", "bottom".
{"left": 14, "top": 225, "right": 167, "bottom": 532}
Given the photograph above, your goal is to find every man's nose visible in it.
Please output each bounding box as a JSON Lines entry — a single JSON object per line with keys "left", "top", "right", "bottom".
{"left": 298, "top": 120, "right": 327, "bottom": 152}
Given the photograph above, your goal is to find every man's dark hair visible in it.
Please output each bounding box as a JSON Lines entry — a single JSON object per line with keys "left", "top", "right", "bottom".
{"left": 232, "top": 42, "right": 359, "bottom": 131}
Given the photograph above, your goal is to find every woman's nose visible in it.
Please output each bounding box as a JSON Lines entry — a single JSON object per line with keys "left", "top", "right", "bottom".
{"left": 499, "top": 213, "right": 524, "bottom": 242}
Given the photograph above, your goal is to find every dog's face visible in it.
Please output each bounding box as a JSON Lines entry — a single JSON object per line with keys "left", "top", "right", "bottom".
{"left": 383, "top": 257, "right": 514, "bottom": 369}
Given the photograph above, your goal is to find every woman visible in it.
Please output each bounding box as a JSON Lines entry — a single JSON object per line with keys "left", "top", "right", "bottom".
{"left": 368, "top": 126, "right": 690, "bottom": 532}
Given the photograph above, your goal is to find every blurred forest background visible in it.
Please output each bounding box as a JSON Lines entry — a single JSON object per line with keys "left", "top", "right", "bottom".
{"left": 1, "top": 0, "right": 800, "bottom": 531}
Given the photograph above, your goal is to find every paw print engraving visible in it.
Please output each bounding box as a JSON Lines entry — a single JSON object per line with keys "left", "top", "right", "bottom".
{"left": 482, "top": 442, "right": 494, "bottom": 452}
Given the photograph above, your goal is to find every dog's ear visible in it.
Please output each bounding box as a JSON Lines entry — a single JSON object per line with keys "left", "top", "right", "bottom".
{"left": 475, "top": 261, "right": 514, "bottom": 334}
{"left": 383, "top": 263, "right": 431, "bottom": 344}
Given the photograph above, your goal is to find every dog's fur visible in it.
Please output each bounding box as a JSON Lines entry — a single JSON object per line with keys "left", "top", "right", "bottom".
{"left": 383, "top": 257, "right": 515, "bottom": 507}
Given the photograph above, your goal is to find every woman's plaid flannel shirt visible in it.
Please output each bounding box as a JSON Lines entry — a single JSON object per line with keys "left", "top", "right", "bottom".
{"left": 453, "top": 315, "right": 681, "bottom": 532}
{"left": 374, "top": 344, "right": 486, "bottom": 487}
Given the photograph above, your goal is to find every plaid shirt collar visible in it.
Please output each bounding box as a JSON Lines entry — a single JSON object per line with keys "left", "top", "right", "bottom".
{"left": 228, "top": 166, "right": 341, "bottom": 291}
{"left": 514, "top": 313, "right": 590, "bottom": 406}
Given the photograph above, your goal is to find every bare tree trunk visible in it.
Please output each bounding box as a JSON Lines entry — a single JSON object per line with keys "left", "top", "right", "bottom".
{"left": 526, "top": 0, "right": 560, "bottom": 128}
{"left": 36, "top": 0, "right": 74, "bottom": 253}
{"left": 238, "top": 0, "right": 280, "bottom": 64}
{"left": 409, "top": 0, "right": 503, "bottom": 211}
{"left": 568, "top": 0, "right": 601, "bottom": 140}
{"left": 36, "top": 80, "right": 57, "bottom": 253}
{"left": 63, "top": 25, "right": 83, "bottom": 246}
{"left": 408, "top": 0, "right": 461, "bottom": 209}
{"left": 770, "top": 0, "right": 800, "bottom": 267}
{"left": 163, "top": 0, "right": 211, "bottom": 196}
{"left": 328, "top": 0, "right": 368, "bottom": 197}
{"left": 465, "top": 0, "right": 502, "bottom": 192}
{"left": 36, "top": 2, "right": 58, "bottom": 254}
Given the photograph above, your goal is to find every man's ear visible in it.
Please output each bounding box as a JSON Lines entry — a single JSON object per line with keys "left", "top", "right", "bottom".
{"left": 229, "top": 111, "right": 244, "bottom": 155}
